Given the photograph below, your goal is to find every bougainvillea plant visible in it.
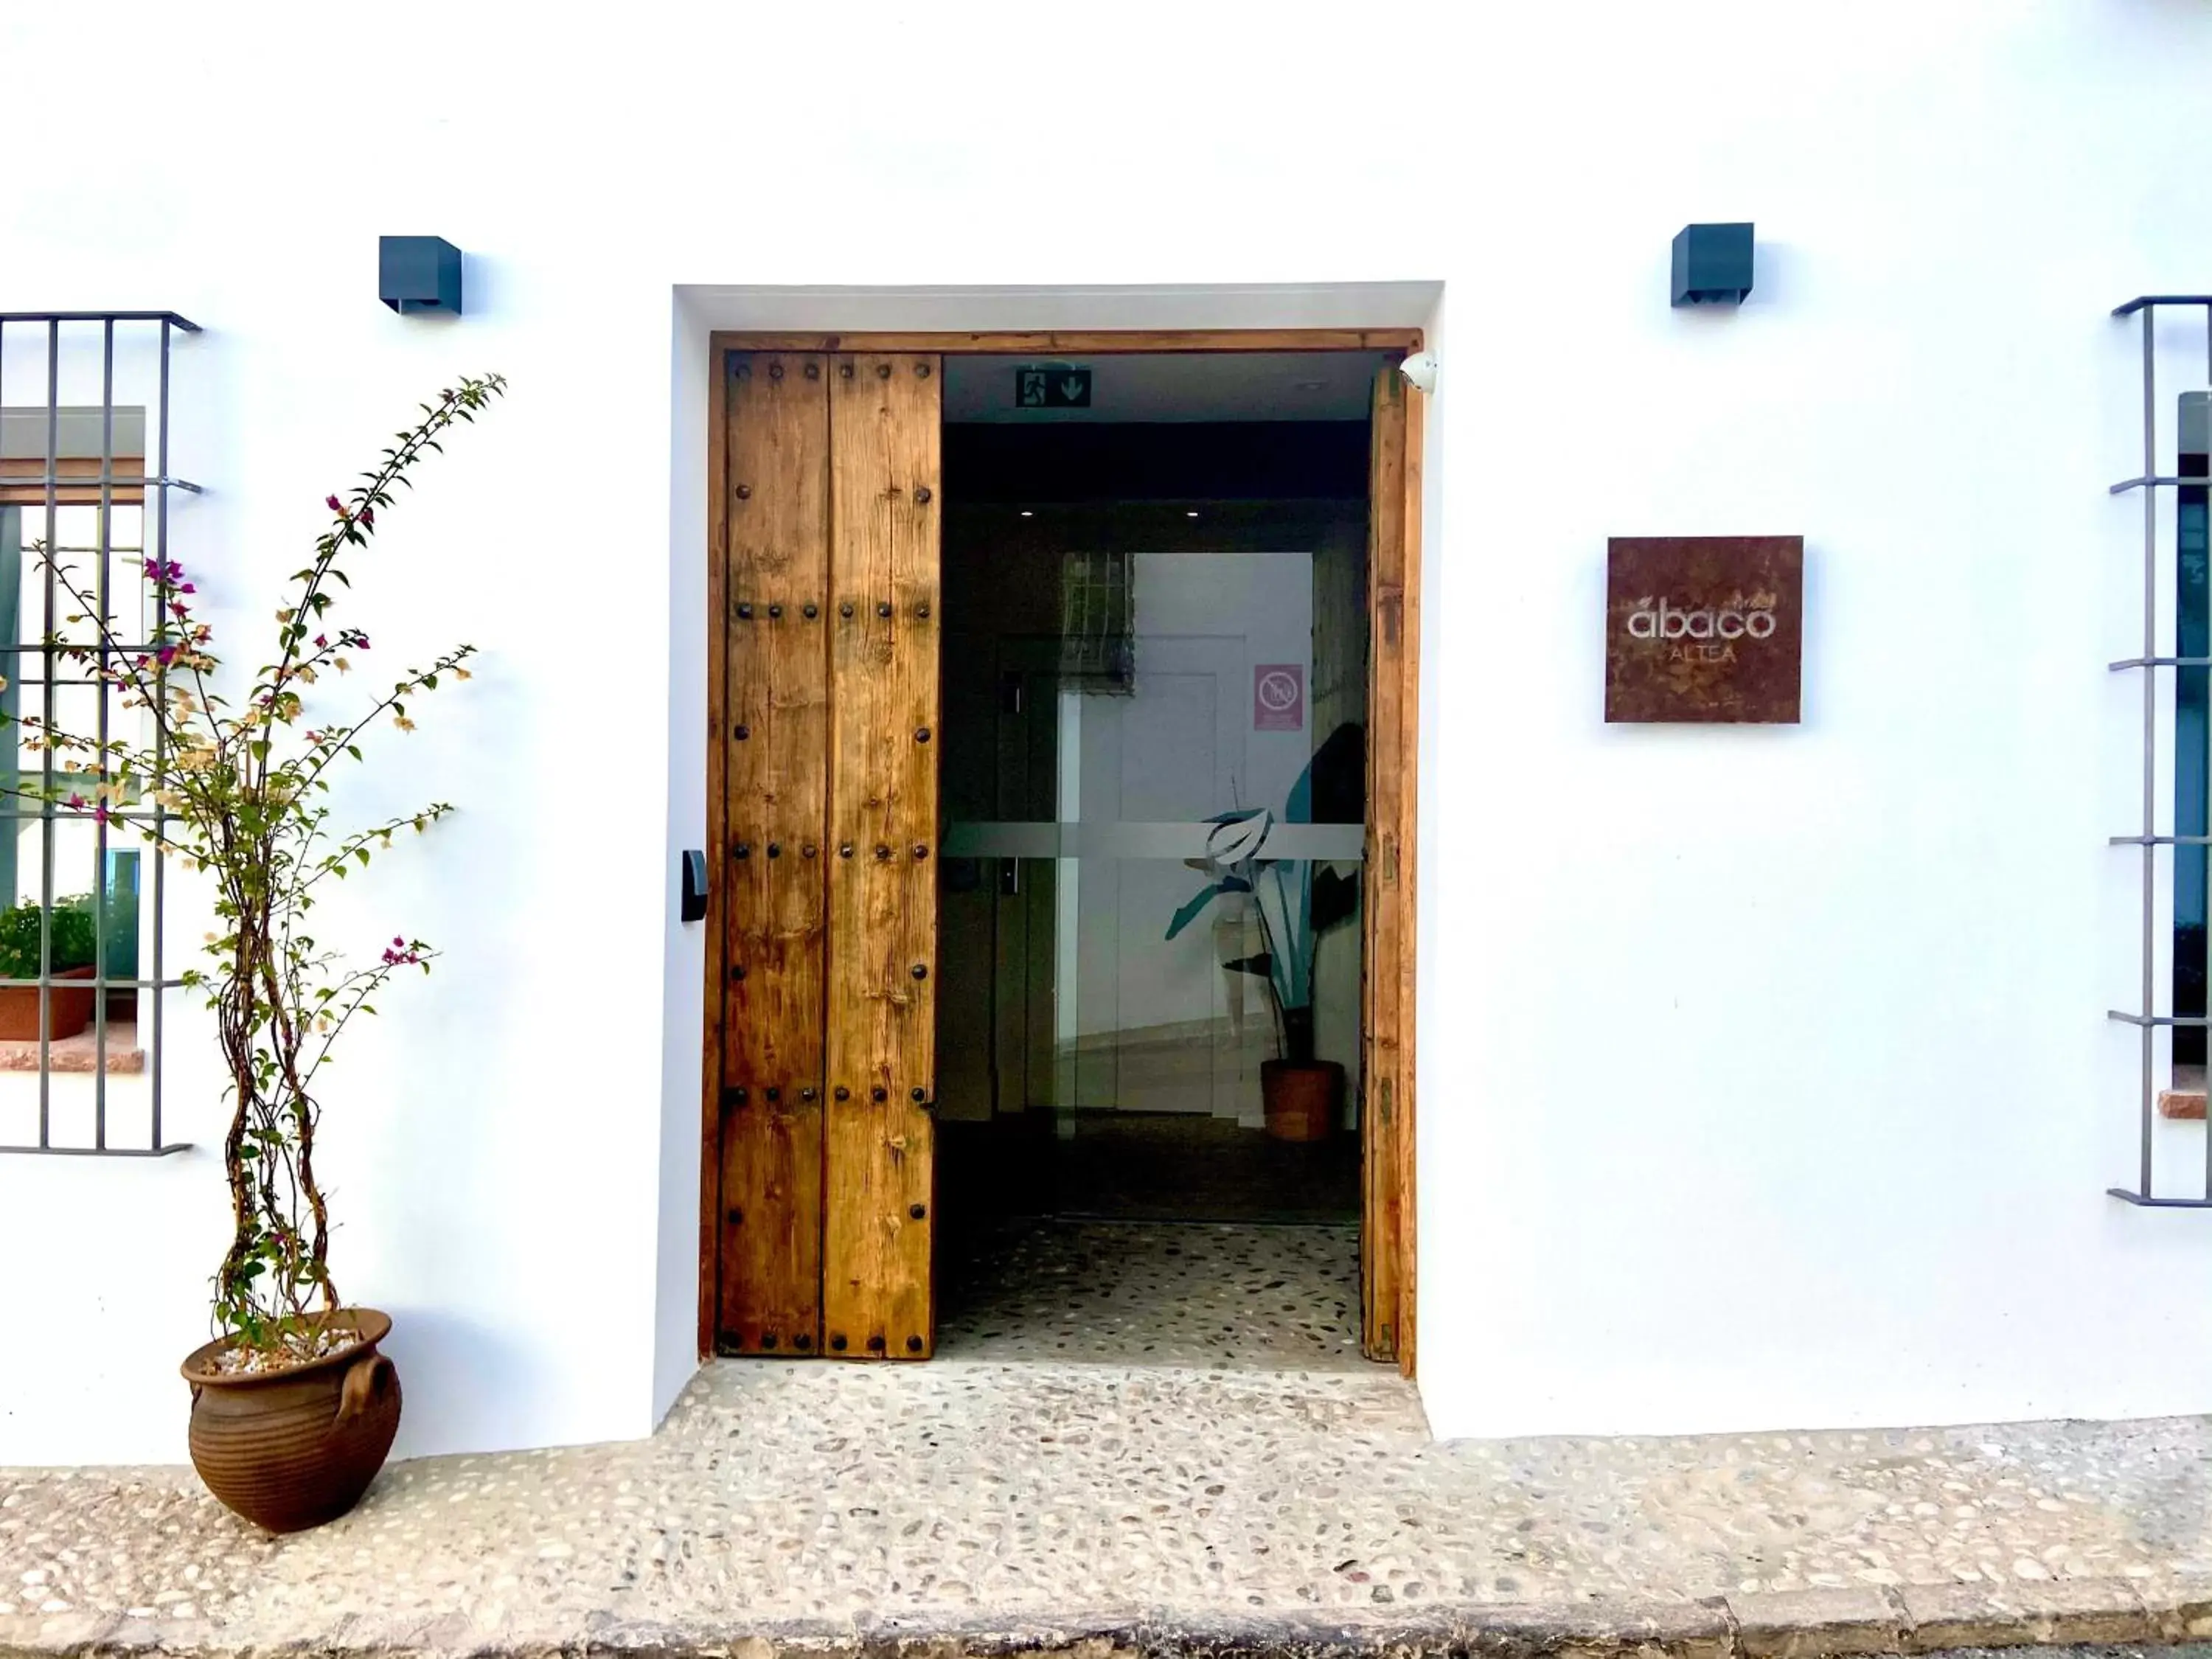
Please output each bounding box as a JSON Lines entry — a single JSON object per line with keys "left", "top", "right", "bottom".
{"left": 4, "top": 375, "right": 504, "bottom": 1363}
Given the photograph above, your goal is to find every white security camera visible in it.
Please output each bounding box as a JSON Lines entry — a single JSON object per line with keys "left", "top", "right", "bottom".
{"left": 1398, "top": 352, "right": 1439, "bottom": 394}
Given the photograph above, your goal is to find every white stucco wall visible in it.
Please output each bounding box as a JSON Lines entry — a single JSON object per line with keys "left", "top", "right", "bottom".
{"left": 2, "top": 0, "right": 2211, "bottom": 1461}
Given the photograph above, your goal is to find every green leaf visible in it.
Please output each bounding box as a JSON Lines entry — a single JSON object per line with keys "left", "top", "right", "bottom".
{"left": 1165, "top": 877, "right": 1251, "bottom": 942}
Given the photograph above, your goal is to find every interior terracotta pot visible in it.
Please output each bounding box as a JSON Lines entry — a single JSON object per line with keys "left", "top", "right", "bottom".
{"left": 180, "top": 1307, "right": 401, "bottom": 1533}
{"left": 0, "top": 965, "right": 98, "bottom": 1042}
{"left": 1261, "top": 1058, "right": 1343, "bottom": 1142}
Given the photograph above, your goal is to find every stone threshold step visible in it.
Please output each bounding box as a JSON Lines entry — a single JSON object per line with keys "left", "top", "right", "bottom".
{"left": 12, "top": 1578, "right": 2212, "bottom": 1659}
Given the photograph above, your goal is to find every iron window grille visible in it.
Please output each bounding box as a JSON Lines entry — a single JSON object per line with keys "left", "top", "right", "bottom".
{"left": 0, "top": 311, "right": 198, "bottom": 1157}
{"left": 1057, "top": 549, "right": 1135, "bottom": 693}
{"left": 2109, "top": 295, "right": 2212, "bottom": 1206}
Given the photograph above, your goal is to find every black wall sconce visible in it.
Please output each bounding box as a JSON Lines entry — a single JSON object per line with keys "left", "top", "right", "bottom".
{"left": 379, "top": 236, "right": 464, "bottom": 316}
{"left": 1672, "top": 223, "right": 1754, "bottom": 307}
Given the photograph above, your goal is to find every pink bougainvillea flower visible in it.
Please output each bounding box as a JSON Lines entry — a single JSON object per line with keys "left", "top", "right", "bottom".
{"left": 360, "top": 507, "right": 375, "bottom": 527}
{"left": 92, "top": 804, "right": 109, "bottom": 825}
{"left": 314, "top": 634, "right": 327, "bottom": 648}
{"left": 355, "top": 635, "right": 371, "bottom": 650}
{"left": 326, "top": 495, "right": 344, "bottom": 512}
{"left": 392, "top": 936, "right": 405, "bottom": 947}
{"left": 64, "top": 793, "right": 85, "bottom": 810}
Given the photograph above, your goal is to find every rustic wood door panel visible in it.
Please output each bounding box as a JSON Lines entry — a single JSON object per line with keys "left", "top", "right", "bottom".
{"left": 1361, "top": 365, "right": 1420, "bottom": 1372}
{"left": 717, "top": 351, "right": 832, "bottom": 1357}
{"left": 822, "top": 352, "right": 942, "bottom": 1359}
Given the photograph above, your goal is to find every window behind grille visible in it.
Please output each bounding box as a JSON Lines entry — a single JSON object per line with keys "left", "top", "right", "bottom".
{"left": 0, "top": 311, "right": 198, "bottom": 1158}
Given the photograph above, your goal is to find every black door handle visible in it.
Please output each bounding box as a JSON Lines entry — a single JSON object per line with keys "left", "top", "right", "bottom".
{"left": 680, "top": 849, "right": 709, "bottom": 922}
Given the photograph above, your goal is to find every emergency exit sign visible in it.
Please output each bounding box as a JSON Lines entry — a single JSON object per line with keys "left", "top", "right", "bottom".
{"left": 1015, "top": 366, "right": 1091, "bottom": 408}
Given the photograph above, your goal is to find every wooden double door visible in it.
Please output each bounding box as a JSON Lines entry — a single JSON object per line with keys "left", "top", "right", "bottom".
{"left": 706, "top": 330, "right": 1423, "bottom": 1373}
{"left": 711, "top": 349, "right": 942, "bottom": 1359}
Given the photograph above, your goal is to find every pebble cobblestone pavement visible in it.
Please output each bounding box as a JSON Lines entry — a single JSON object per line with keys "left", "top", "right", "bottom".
{"left": 7, "top": 1224, "right": 2212, "bottom": 1648}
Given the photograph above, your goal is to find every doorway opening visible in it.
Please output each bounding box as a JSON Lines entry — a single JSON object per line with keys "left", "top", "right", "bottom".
{"left": 699, "top": 326, "right": 1421, "bottom": 1377}
{"left": 931, "top": 352, "right": 1384, "bottom": 1368}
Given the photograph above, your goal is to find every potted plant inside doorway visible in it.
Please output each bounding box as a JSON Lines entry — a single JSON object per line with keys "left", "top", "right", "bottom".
{"left": 2, "top": 375, "right": 505, "bottom": 1531}
{"left": 1165, "top": 720, "right": 1363, "bottom": 1141}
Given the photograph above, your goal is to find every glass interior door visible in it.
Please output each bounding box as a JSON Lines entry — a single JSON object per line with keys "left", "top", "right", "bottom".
{"left": 944, "top": 547, "right": 1366, "bottom": 1141}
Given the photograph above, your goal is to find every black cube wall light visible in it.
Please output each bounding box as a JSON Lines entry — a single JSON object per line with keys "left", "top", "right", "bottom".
{"left": 379, "top": 236, "right": 464, "bottom": 316}
{"left": 1671, "top": 223, "right": 1754, "bottom": 307}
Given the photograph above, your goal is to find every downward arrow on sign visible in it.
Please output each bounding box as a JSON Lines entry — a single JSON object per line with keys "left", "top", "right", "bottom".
{"left": 1060, "top": 376, "right": 1085, "bottom": 400}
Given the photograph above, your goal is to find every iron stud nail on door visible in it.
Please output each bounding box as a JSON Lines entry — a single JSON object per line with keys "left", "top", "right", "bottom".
{"left": 839, "top": 842, "right": 855, "bottom": 858}
{"left": 908, "top": 1203, "right": 926, "bottom": 1220}
{"left": 914, "top": 486, "right": 932, "bottom": 505}
{"left": 830, "top": 1333, "right": 848, "bottom": 1349}
{"left": 915, "top": 726, "right": 931, "bottom": 742}
{"left": 767, "top": 842, "right": 782, "bottom": 858}
{"left": 768, "top": 603, "right": 783, "bottom": 619}
{"left": 802, "top": 843, "right": 818, "bottom": 858}
{"left": 735, "top": 484, "right": 751, "bottom": 500}
{"left": 875, "top": 844, "right": 892, "bottom": 860}
{"left": 840, "top": 364, "right": 854, "bottom": 379}
{"left": 840, "top": 601, "right": 855, "bottom": 619}
{"left": 867, "top": 1333, "right": 886, "bottom": 1350}
{"left": 872, "top": 1086, "right": 887, "bottom": 1102}
{"left": 769, "top": 363, "right": 785, "bottom": 380}
{"left": 726, "top": 1206, "right": 742, "bottom": 1225}
{"left": 912, "top": 844, "right": 928, "bottom": 859}
{"left": 877, "top": 601, "right": 893, "bottom": 618}
{"left": 803, "top": 602, "right": 818, "bottom": 619}
{"left": 794, "top": 1333, "right": 812, "bottom": 1350}
{"left": 877, "top": 364, "right": 892, "bottom": 379}
{"left": 799, "top": 1086, "right": 817, "bottom": 1102}
{"left": 834, "top": 1085, "right": 850, "bottom": 1101}
{"left": 761, "top": 1333, "right": 777, "bottom": 1349}
{"left": 916, "top": 602, "right": 931, "bottom": 619}
{"left": 915, "top": 362, "right": 931, "bottom": 378}
{"left": 737, "top": 602, "right": 753, "bottom": 619}
{"left": 733, "top": 723, "right": 749, "bottom": 740}
{"left": 729, "top": 964, "right": 745, "bottom": 982}
{"left": 804, "top": 362, "right": 820, "bottom": 380}
{"left": 911, "top": 1086, "right": 927, "bottom": 1102}
{"left": 911, "top": 964, "right": 928, "bottom": 980}
{"left": 732, "top": 841, "right": 751, "bottom": 858}
{"left": 906, "top": 1335, "right": 924, "bottom": 1352}
{"left": 764, "top": 1087, "right": 780, "bottom": 1102}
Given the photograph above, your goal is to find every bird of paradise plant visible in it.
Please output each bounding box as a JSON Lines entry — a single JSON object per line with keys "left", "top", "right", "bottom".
{"left": 1164, "top": 720, "right": 1363, "bottom": 1065}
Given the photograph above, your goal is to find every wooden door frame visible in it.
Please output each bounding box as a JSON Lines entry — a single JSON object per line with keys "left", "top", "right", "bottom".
{"left": 700, "top": 326, "right": 1426, "bottom": 1374}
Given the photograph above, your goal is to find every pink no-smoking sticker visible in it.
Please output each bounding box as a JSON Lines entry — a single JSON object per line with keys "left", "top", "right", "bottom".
{"left": 1253, "top": 664, "right": 1304, "bottom": 731}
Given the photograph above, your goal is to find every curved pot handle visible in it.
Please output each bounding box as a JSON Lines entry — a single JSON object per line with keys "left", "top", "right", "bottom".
{"left": 335, "top": 1352, "right": 394, "bottom": 1426}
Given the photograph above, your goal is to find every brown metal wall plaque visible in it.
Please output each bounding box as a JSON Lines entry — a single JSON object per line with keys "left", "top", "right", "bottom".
{"left": 1604, "top": 535, "right": 1803, "bottom": 723}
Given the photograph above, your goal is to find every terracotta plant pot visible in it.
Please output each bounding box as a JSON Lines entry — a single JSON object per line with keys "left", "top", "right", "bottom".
{"left": 1262, "top": 1058, "right": 1343, "bottom": 1142}
{"left": 0, "top": 965, "right": 97, "bottom": 1042}
{"left": 180, "top": 1307, "right": 401, "bottom": 1533}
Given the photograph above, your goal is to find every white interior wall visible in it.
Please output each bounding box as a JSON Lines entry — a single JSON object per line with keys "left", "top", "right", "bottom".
{"left": 1, "top": 0, "right": 2209, "bottom": 1461}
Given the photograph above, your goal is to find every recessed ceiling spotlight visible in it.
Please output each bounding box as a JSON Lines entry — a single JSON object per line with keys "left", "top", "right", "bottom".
{"left": 1019, "top": 509, "right": 1034, "bottom": 518}
{"left": 1186, "top": 510, "right": 1200, "bottom": 519}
